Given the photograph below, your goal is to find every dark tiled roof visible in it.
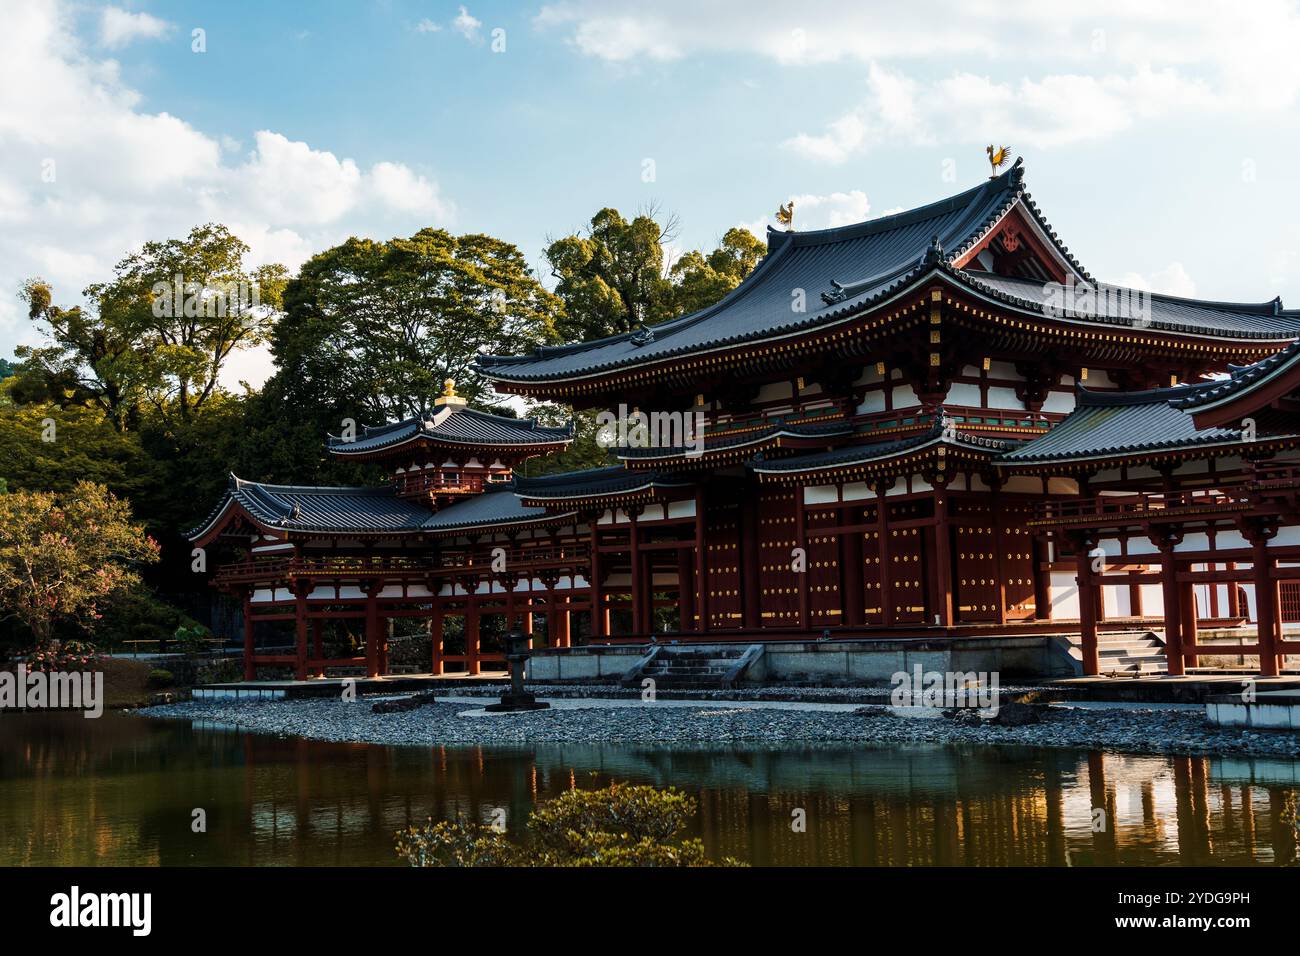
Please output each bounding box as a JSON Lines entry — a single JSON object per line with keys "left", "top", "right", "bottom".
{"left": 996, "top": 387, "right": 1242, "bottom": 465}
{"left": 960, "top": 272, "right": 1300, "bottom": 341}
{"left": 189, "top": 476, "right": 434, "bottom": 539}
{"left": 327, "top": 406, "right": 573, "bottom": 455}
{"left": 419, "top": 483, "right": 561, "bottom": 533}
{"left": 1169, "top": 338, "right": 1300, "bottom": 411}
{"left": 616, "top": 419, "right": 854, "bottom": 460}
{"left": 476, "top": 163, "right": 1033, "bottom": 384}
{"left": 750, "top": 423, "right": 1015, "bottom": 475}
{"left": 513, "top": 465, "right": 695, "bottom": 501}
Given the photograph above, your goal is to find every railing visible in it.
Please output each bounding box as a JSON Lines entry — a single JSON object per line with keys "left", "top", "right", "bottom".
{"left": 213, "top": 556, "right": 438, "bottom": 586}
{"left": 1032, "top": 488, "right": 1253, "bottom": 526}
{"left": 1250, "top": 461, "right": 1300, "bottom": 489}
{"left": 394, "top": 471, "right": 501, "bottom": 497}
{"left": 436, "top": 546, "right": 589, "bottom": 574}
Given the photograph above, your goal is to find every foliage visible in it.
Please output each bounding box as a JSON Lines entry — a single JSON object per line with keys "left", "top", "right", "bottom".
{"left": 15, "top": 224, "right": 285, "bottom": 429}
{"left": 87, "top": 586, "right": 206, "bottom": 653}
{"left": 669, "top": 227, "right": 768, "bottom": 316}
{"left": 173, "top": 624, "right": 212, "bottom": 657}
{"left": 146, "top": 668, "right": 175, "bottom": 689}
{"left": 0, "top": 482, "right": 159, "bottom": 643}
{"left": 396, "top": 783, "right": 743, "bottom": 867}
{"left": 22, "top": 637, "right": 105, "bottom": 672}
{"left": 515, "top": 405, "right": 611, "bottom": 477}
{"left": 196, "top": 657, "right": 242, "bottom": 685}
{"left": 267, "top": 228, "right": 560, "bottom": 424}
{"left": 545, "top": 209, "right": 768, "bottom": 343}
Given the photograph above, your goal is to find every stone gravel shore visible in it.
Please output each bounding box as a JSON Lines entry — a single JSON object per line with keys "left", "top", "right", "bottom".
{"left": 142, "top": 693, "right": 1300, "bottom": 759}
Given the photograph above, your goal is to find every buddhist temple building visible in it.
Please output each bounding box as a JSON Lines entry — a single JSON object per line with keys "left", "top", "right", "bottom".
{"left": 191, "top": 160, "right": 1300, "bottom": 681}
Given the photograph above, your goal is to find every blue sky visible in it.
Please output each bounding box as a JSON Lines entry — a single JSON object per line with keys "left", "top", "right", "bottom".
{"left": 4, "top": 0, "right": 1300, "bottom": 386}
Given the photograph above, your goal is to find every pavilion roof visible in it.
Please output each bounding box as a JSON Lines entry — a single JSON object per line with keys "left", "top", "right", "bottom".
{"left": 476, "top": 160, "right": 1300, "bottom": 390}
{"left": 326, "top": 405, "right": 573, "bottom": 456}
{"left": 513, "top": 465, "right": 695, "bottom": 504}
{"left": 995, "top": 385, "right": 1245, "bottom": 467}
{"left": 1168, "top": 338, "right": 1300, "bottom": 416}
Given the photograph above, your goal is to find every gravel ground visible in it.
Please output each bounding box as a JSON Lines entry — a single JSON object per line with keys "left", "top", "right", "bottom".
{"left": 142, "top": 693, "right": 1300, "bottom": 758}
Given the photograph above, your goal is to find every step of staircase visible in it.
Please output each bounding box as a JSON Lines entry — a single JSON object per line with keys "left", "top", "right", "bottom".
{"left": 625, "top": 644, "right": 762, "bottom": 689}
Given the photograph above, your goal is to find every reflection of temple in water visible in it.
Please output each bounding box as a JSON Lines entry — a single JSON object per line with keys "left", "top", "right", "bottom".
{"left": 3, "top": 714, "right": 1295, "bottom": 867}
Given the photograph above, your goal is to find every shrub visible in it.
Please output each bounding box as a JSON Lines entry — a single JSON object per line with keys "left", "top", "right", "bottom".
{"left": 146, "top": 668, "right": 174, "bottom": 689}
{"left": 395, "top": 783, "right": 743, "bottom": 868}
{"left": 23, "top": 638, "right": 105, "bottom": 672}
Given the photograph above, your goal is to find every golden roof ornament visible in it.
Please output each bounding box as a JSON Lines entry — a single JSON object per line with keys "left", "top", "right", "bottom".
{"left": 986, "top": 145, "right": 1010, "bottom": 178}
{"left": 434, "top": 377, "right": 467, "bottom": 408}
{"left": 775, "top": 200, "right": 795, "bottom": 230}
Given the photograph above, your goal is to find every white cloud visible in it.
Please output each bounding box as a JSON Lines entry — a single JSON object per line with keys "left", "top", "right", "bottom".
{"left": 415, "top": 18, "right": 442, "bottom": 34}
{"left": 540, "top": 1, "right": 1300, "bottom": 155}
{"left": 742, "top": 190, "right": 872, "bottom": 237}
{"left": 0, "top": 0, "right": 455, "bottom": 390}
{"left": 453, "top": 6, "right": 482, "bottom": 41}
{"left": 99, "top": 6, "right": 171, "bottom": 49}
{"left": 1116, "top": 262, "right": 1197, "bottom": 298}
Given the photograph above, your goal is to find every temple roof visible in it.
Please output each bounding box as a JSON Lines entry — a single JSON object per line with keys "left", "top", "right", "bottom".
{"left": 617, "top": 419, "right": 854, "bottom": 464}
{"left": 326, "top": 406, "right": 573, "bottom": 456}
{"left": 995, "top": 386, "right": 1244, "bottom": 466}
{"left": 476, "top": 163, "right": 1034, "bottom": 385}
{"left": 1169, "top": 338, "right": 1300, "bottom": 414}
{"left": 750, "top": 423, "right": 1016, "bottom": 478}
{"left": 188, "top": 475, "right": 563, "bottom": 541}
{"left": 476, "top": 160, "right": 1300, "bottom": 388}
{"left": 513, "top": 465, "right": 695, "bottom": 503}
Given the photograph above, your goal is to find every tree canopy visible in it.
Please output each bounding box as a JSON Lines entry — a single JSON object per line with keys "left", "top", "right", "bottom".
{"left": 545, "top": 208, "right": 768, "bottom": 343}
{"left": 15, "top": 224, "right": 285, "bottom": 429}
{"left": 267, "top": 228, "right": 561, "bottom": 424}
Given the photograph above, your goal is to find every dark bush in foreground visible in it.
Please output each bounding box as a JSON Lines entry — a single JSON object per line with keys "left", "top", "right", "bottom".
{"left": 395, "top": 783, "right": 744, "bottom": 867}
{"left": 145, "top": 668, "right": 174, "bottom": 689}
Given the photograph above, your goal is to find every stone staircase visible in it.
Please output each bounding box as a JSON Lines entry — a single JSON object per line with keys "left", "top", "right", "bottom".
{"left": 622, "top": 644, "right": 763, "bottom": 689}
{"left": 1095, "top": 630, "right": 1167, "bottom": 675}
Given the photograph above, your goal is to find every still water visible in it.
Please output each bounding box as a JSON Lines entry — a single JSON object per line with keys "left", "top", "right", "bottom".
{"left": 0, "top": 711, "right": 1296, "bottom": 866}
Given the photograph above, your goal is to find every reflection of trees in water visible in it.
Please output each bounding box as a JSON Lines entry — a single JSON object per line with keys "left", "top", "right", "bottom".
{"left": 0, "top": 713, "right": 1297, "bottom": 866}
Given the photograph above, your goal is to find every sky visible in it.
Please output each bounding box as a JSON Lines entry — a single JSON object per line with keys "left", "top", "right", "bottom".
{"left": 4, "top": 0, "right": 1300, "bottom": 389}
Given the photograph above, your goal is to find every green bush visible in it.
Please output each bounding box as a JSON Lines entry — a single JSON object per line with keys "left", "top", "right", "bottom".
{"left": 146, "top": 668, "right": 174, "bottom": 689}
{"left": 395, "top": 783, "right": 743, "bottom": 868}
{"left": 91, "top": 587, "right": 208, "bottom": 653}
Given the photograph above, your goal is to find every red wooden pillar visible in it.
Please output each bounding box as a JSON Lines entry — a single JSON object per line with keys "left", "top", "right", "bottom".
{"left": 557, "top": 600, "right": 571, "bottom": 648}
{"left": 839, "top": 509, "right": 864, "bottom": 629}
{"left": 364, "top": 588, "right": 381, "bottom": 678}
{"left": 677, "top": 545, "right": 695, "bottom": 633}
{"left": 430, "top": 606, "right": 444, "bottom": 675}
{"left": 522, "top": 595, "right": 534, "bottom": 648}
{"left": 242, "top": 591, "right": 256, "bottom": 681}
{"left": 931, "top": 475, "right": 953, "bottom": 627}
{"left": 1253, "top": 536, "right": 1280, "bottom": 677}
{"left": 311, "top": 619, "right": 324, "bottom": 677}
{"left": 589, "top": 518, "right": 605, "bottom": 639}
{"left": 1074, "top": 538, "right": 1100, "bottom": 676}
{"left": 293, "top": 585, "right": 309, "bottom": 681}
{"left": 795, "top": 489, "right": 810, "bottom": 631}
{"left": 695, "top": 486, "right": 709, "bottom": 632}
{"left": 1033, "top": 533, "right": 1052, "bottom": 621}
{"left": 628, "top": 509, "right": 644, "bottom": 635}
{"left": 991, "top": 478, "right": 1008, "bottom": 626}
{"left": 876, "top": 482, "right": 894, "bottom": 628}
{"left": 1158, "top": 543, "right": 1185, "bottom": 676}
{"left": 741, "top": 487, "right": 762, "bottom": 629}
{"left": 466, "top": 598, "right": 481, "bottom": 676}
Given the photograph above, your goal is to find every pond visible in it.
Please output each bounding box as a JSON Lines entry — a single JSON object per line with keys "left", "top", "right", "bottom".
{"left": 0, "top": 711, "right": 1295, "bottom": 866}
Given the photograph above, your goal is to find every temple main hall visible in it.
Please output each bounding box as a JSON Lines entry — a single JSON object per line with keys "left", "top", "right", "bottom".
{"left": 191, "top": 160, "right": 1300, "bottom": 681}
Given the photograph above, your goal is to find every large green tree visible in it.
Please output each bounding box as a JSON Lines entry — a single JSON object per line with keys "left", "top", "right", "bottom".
{"left": 545, "top": 210, "right": 769, "bottom": 343}
{"left": 267, "top": 228, "right": 561, "bottom": 427}
{"left": 16, "top": 224, "right": 285, "bottom": 428}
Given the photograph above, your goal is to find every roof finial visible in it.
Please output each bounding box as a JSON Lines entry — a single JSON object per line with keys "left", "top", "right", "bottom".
{"left": 923, "top": 234, "right": 945, "bottom": 265}
{"left": 434, "top": 377, "right": 467, "bottom": 409}
{"left": 986, "top": 144, "right": 1011, "bottom": 178}
{"left": 775, "top": 199, "right": 795, "bottom": 231}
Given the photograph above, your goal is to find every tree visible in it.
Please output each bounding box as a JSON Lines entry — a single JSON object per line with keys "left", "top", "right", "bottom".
{"left": 395, "top": 783, "right": 743, "bottom": 867}
{"left": 669, "top": 227, "right": 768, "bottom": 316}
{"left": 0, "top": 482, "right": 159, "bottom": 644}
{"left": 16, "top": 224, "right": 285, "bottom": 428}
{"left": 545, "top": 206, "right": 679, "bottom": 342}
{"left": 266, "top": 228, "right": 561, "bottom": 425}
{"left": 545, "top": 209, "right": 769, "bottom": 344}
